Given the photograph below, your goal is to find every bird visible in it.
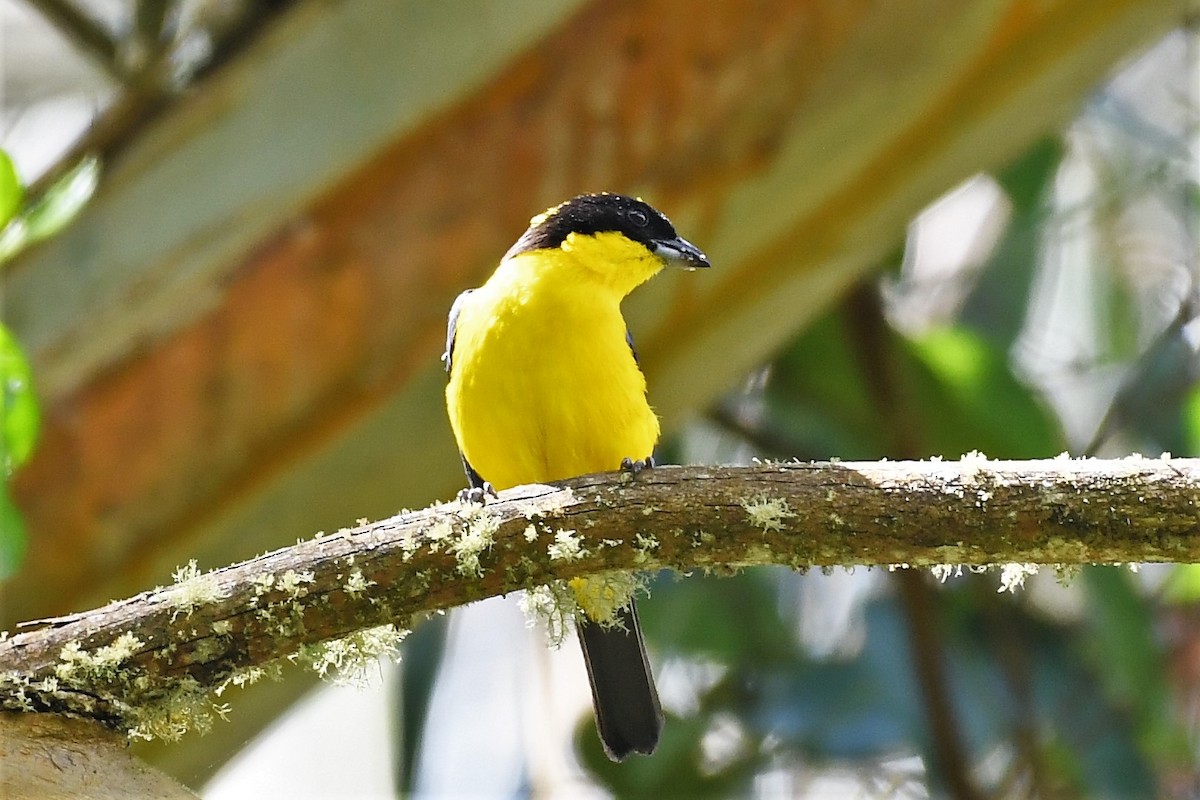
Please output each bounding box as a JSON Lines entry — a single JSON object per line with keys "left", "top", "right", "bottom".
{"left": 442, "top": 192, "right": 710, "bottom": 760}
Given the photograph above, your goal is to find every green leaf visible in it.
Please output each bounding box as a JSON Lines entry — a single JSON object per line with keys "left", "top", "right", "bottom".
{"left": 1163, "top": 563, "right": 1200, "bottom": 603}
{"left": 0, "top": 156, "right": 99, "bottom": 264}
{"left": 1, "top": 323, "right": 40, "bottom": 474}
{"left": 1184, "top": 384, "right": 1200, "bottom": 456}
{"left": 0, "top": 483, "right": 28, "bottom": 579}
{"left": 23, "top": 156, "right": 99, "bottom": 244}
{"left": 0, "top": 150, "right": 22, "bottom": 229}
{"left": 904, "top": 327, "right": 1063, "bottom": 458}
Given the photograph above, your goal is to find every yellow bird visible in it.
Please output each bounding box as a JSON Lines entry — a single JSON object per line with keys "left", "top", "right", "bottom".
{"left": 443, "top": 193, "right": 710, "bottom": 760}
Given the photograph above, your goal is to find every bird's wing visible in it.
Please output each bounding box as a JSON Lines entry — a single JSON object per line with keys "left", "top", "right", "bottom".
{"left": 443, "top": 289, "right": 490, "bottom": 492}
{"left": 442, "top": 289, "right": 475, "bottom": 374}
{"left": 625, "top": 328, "right": 640, "bottom": 366}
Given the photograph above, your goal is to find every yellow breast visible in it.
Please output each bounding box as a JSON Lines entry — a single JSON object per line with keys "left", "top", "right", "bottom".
{"left": 446, "top": 252, "right": 660, "bottom": 491}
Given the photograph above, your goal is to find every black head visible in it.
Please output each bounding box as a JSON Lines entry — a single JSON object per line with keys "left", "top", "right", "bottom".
{"left": 504, "top": 193, "right": 710, "bottom": 269}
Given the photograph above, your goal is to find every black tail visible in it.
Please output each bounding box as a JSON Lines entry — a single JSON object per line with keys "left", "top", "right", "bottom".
{"left": 576, "top": 602, "right": 663, "bottom": 761}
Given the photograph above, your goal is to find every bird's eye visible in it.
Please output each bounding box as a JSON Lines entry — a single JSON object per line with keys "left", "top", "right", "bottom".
{"left": 628, "top": 208, "right": 649, "bottom": 227}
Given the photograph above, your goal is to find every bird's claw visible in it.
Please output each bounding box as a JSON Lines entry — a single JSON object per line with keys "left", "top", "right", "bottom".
{"left": 457, "top": 482, "right": 498, "bottom": 504}
{"left": 620, "top": 456, "right": 655, "bottom": 475}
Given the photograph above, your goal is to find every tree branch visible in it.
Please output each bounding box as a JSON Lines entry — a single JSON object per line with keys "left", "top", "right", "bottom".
{"left": 1, "top": 458, "right": 1197, "bottom": 740}
{"left": 27, "top": 0, "right": 126, "bottom": 81}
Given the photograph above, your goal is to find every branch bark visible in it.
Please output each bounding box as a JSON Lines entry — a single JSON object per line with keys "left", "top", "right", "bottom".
{"left": 1, "top": 458, "right": 1197, "bottom": 740}
{"left": 0, "top": 712, "right": 197, "bottom": 800}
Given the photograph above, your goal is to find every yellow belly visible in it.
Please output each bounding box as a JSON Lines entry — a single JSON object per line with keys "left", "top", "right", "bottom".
{"left": 446, "top": 275, "right": 659, "bottom": 492}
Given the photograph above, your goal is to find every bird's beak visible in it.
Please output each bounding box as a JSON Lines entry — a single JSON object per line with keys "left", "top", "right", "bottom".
{"left": 651, "top": 236, "right": 710, "bottom": 270}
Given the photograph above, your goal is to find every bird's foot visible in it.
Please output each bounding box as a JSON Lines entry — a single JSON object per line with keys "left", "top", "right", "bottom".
{"left": 457, "top": 482, "right": 498, "bottom": 504}
{"left": 620, "top": 456, "right": 656, "bottom": 475}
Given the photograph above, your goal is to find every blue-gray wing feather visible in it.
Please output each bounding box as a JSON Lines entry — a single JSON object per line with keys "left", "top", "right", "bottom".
{"left": 442, "top": 289, "right": 475, "bottom": 374}
{"left": 626, "top": 329, "right": 639, "bottom": 366}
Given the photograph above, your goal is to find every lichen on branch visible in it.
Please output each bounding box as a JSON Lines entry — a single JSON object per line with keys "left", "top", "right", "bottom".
{"left": 1, "top": 456, "right": 1197, "bottom": 741}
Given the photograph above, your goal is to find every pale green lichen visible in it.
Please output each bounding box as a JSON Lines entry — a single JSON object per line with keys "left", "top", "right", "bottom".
{"left": 126, "top": 677, "right": 229, "bottom": 742}
{"left": 741, "top": 495, "right": 796, "bottom": 532}
{"left": 171, "top": 560, "right": 201, "bottom": 584}
{"left": 632, "top": 533, "right": 659, "bottom": 565}
{"left": 291, "top": 624, "right": 408, "bottom": 687}
{"left": 343, "top": 569, "right": 375, "bottom": 598}
{"left": 452, "top": 509, "right": 502, "bottom": 577}
{"left": 519, "top": 583, "right": 578, "bottom": 647}
{"left": 217, "top": 662, "right": 285, "bottom": 695}
{"left": 277, "top": 569, "right": 315, "bottom": 600}
{"left": 55, "top": 632, "right": 144, "bottom": 684}
{"left": 1, "top": 673, "right": 34, "bottom": 711}
{"left": 249, "top": 572, "right": 275, "bottom": 603}
{"left": 959, "top": 449, "right": 990, "bottom": 481}
{"left": 123, "top": 625, "right": 405, "bottom": 742}
{"left": 168, "top": 559, "right": 228, "bottom": 621}
{"left": 423, "top": 517, "right": 456, "bottom": 554}
{"left": 930, "top": 564, "right": 961, "bottom": 582}
{"left": 634, "top": 532, "right": 659, "bottom": 550}
{"left": 997, "top": 563, "right": 1039, "bottom": 593}
{"left": 38, "top": 586, "right": 413, "bottom": 745}
{"left": 399, "top": 529, "right": 423, "bottom": 559}
{"left": 45, "top": 632, "right": 236, "bottom": 743}
{"left": 547, "top": 529, "right": 586, "bottom": 561}
{"left": 1054, "top": 564, "right": 1081, "bottom": 585}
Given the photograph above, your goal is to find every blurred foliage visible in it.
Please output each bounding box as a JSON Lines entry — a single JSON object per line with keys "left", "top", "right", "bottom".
{"left": 0, "top": 148, "right": 100, "bottom": 578}
{"left": 567, "top": 128, "right": 1200, "bottom": 798}
{"left": 1164, "top": 562, "right": 1200, "bottom": 603}
{"left": 392, "top": 116, "right": 1194, "bottom": 798}
{"left": 0, "top": 152, "right": 41, "bottom": 580}
{"left": 0, "top": 323, "right": 36, "bottom": 579}
{"left": 0, "top": 151, "right": 22, "bottom": 227}
{"left": 371, "top": 116, "right": 1200, "bottom": 797}
{"left": 1184, "top": 382, "right": 1200, "bottom": 455}
{"left": 0, "top": 156, "right": 100, "bottom": 265}
{"left": 0, "top": 323, "right": 39, "bottom": 476}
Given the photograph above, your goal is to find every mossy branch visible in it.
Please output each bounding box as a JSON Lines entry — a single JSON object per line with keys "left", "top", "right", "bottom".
{"left": 1, "top": 458, "right": 1198, "bottom": 740}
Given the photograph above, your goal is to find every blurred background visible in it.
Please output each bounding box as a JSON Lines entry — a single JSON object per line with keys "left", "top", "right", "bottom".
{"left": 2, "top": 1, "right": 1199, "bottom": 797}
